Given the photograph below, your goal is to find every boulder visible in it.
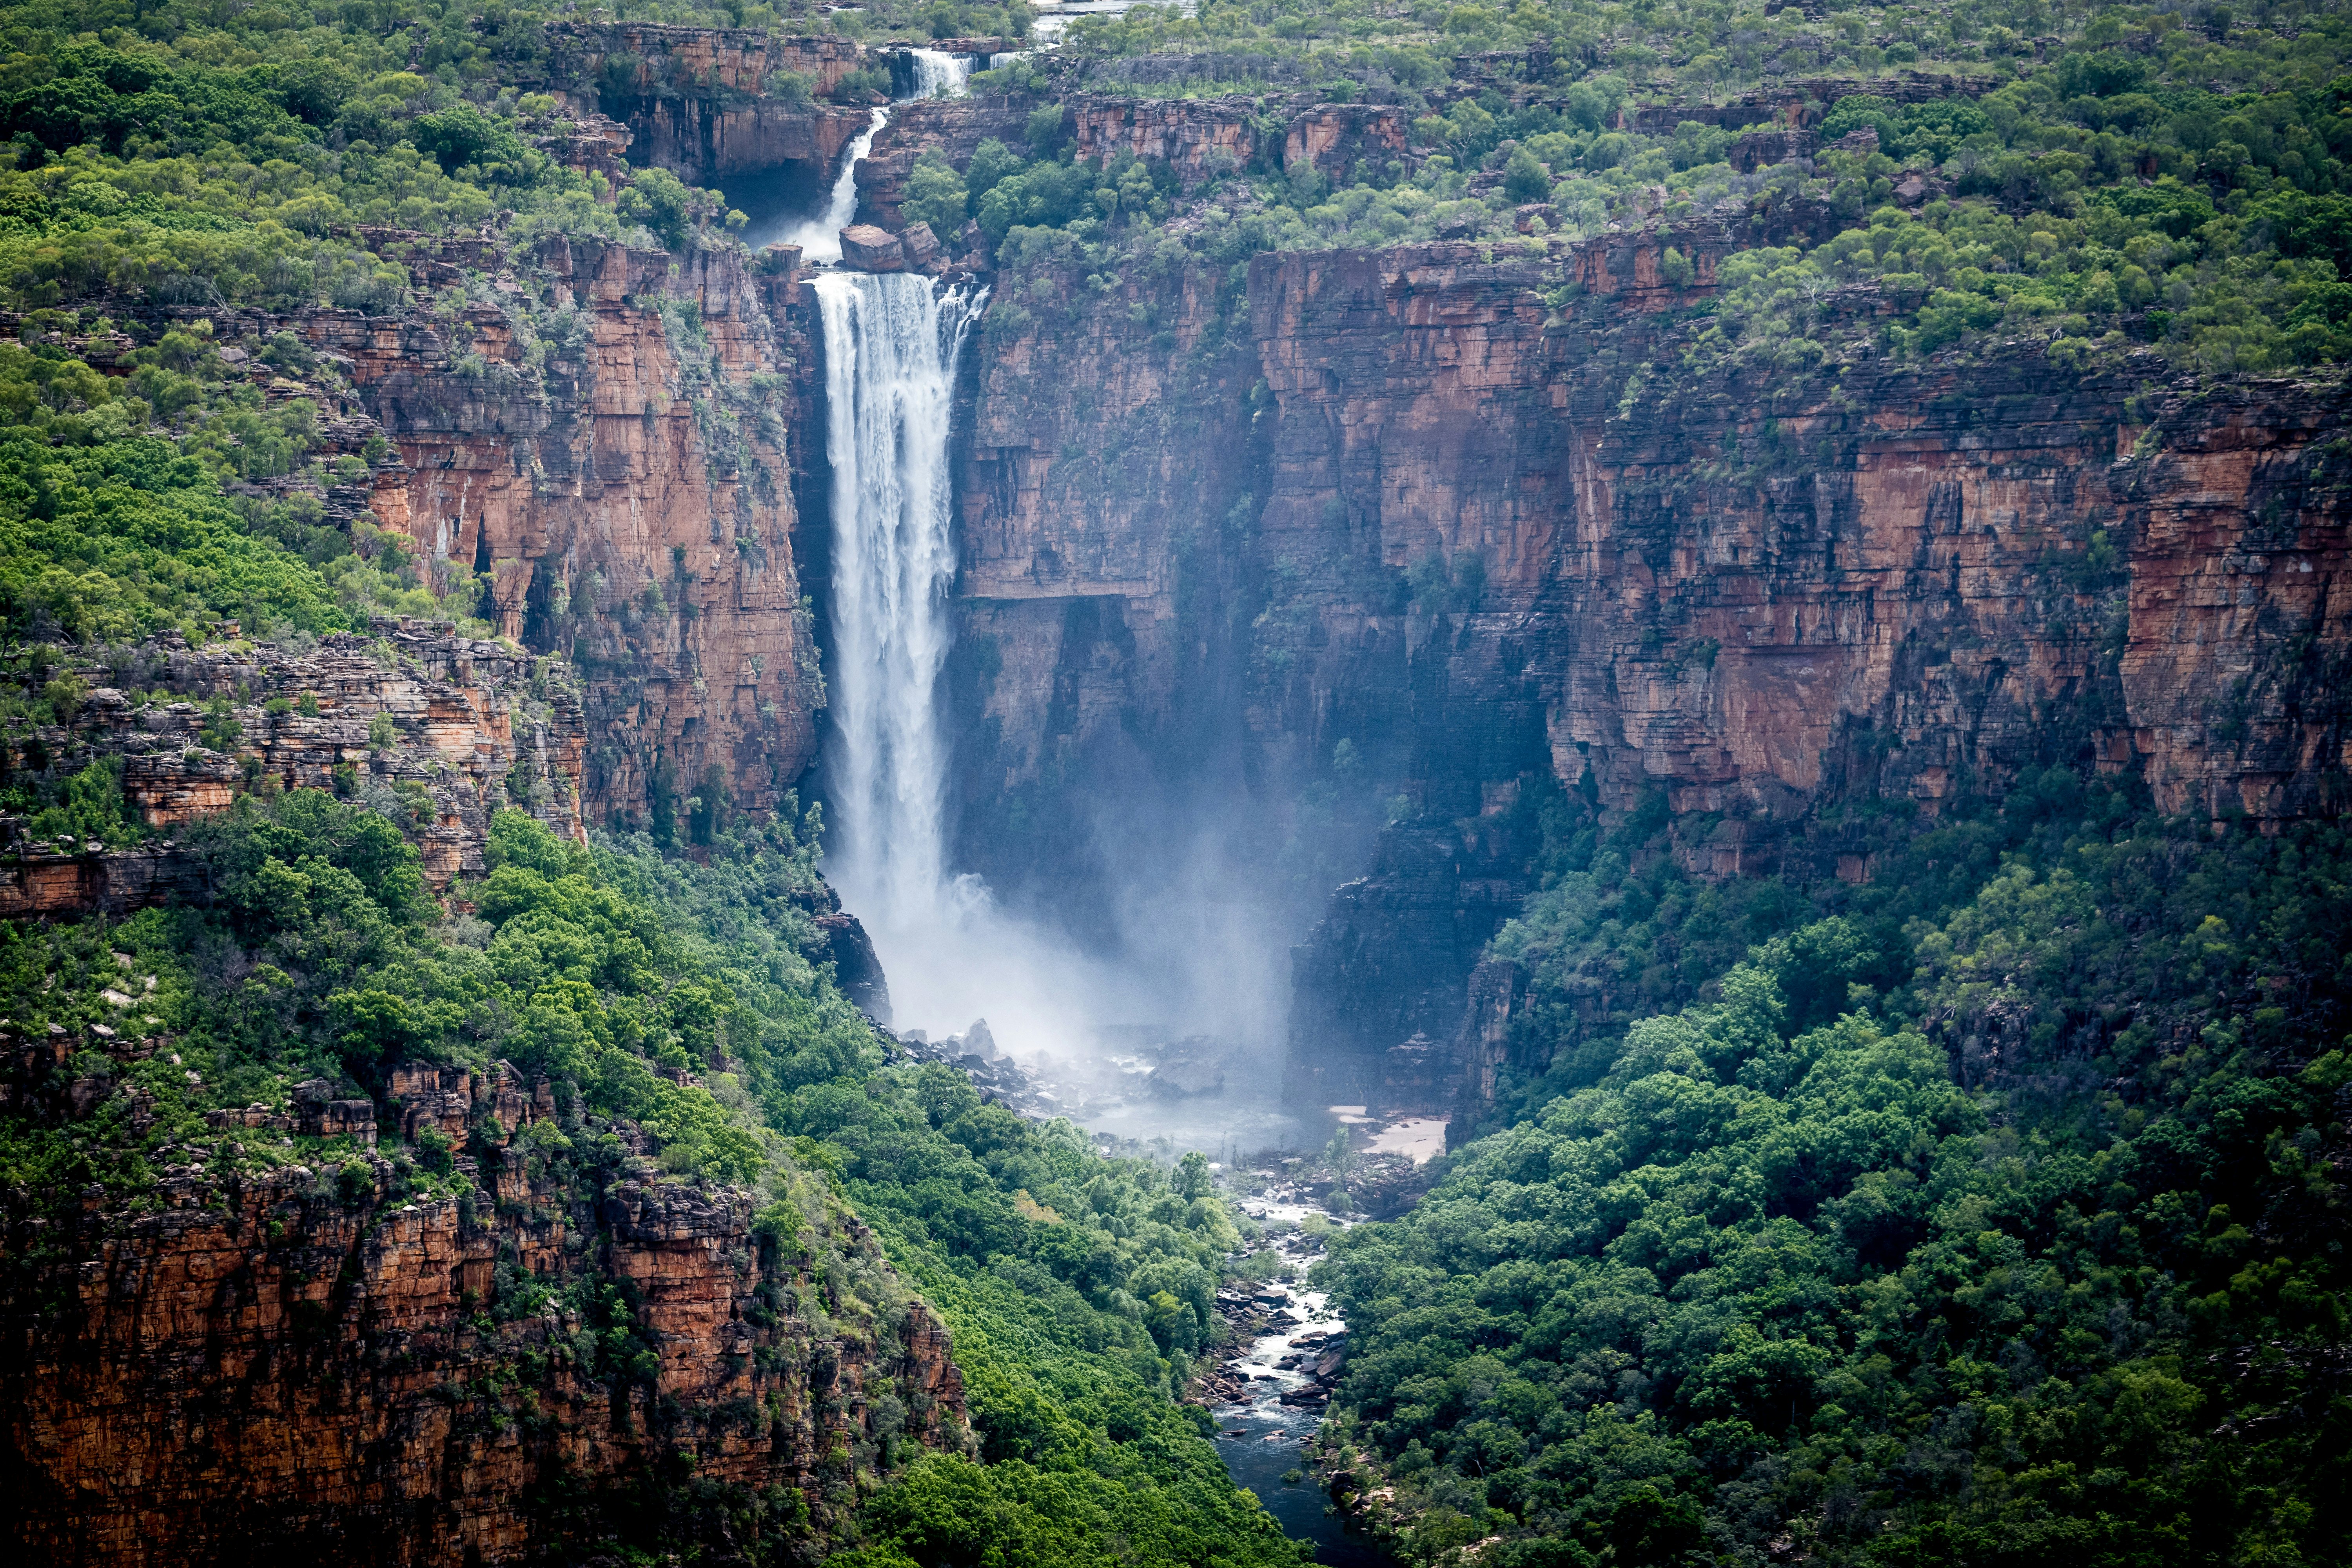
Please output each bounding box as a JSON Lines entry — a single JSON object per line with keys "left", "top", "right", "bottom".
{"left": 900, "top": 220, "right": 941, "bottom": 268}
{"left": 839, "top": 224, "right": 905, "bottom": 272}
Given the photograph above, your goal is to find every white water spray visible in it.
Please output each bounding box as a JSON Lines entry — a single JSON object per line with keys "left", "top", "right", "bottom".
{"left": 808, "top": 160, "right": 1290, "bottom": 1087}
{"left": 814, "top": 273, "right": 1160, "bottom": 1056}
{"left": 780, "top": 106, "right": 887, "bottom": 262}
{"left": 907, "top": 48, "right": 973, "bottom": 98}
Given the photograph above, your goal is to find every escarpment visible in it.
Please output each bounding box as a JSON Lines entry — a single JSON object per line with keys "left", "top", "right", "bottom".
{"left": 536, "top": 22, "right": 874, "bottom": 184}
{"left": 311, "top": 231, "right": 823, "bottom": 829}
{"left": 6, "top": 16, "right": 2352, "bottom": 1555}
{"left": 0, "top": 1062, "right": 965, "bottom": 1566}
{"left": 939, "top": 230, "right": 2352, "bottom": 1120}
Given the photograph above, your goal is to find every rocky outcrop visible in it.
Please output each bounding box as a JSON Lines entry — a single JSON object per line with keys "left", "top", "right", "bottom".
{"left": 0, "top": 1071, "right": 967, "bottom": 1565}
{"left": 1621, "top": 69, "right": 2000, "bottom": 134}
{"left": 853, "top": 95, "right": 1035, "bottom": 230}
{"left": 1282, "top": 105, "right": 1408, "bottom": 185}
{"left": 1069, "top": 96, "right": 1260, "bottom": 186}
{"left": 546, "top": 22, "right": 871, "bottom": 100}
{"left": 839, "top": 223, "right": 906, "bottom": 272}
{"left": 536, "top": 25, "right": 875, "bottom": 185}
{"left": 0, "top": 620, "right": 584, "bottom": 917}
{"left": 313, "top": 233, "right": 822, "bottom": 829}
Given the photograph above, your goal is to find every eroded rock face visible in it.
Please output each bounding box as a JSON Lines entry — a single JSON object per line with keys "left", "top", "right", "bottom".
{"left": 853, "top": 96, "right": 1035, "bottom": 230}
{"left": 316, "top": 234, "right": 821, "bottom": 829}
{"left": 1281, "top": 105, "right": 1408, "bottom": 185}
{"left": 1068, "top": 96, "right": 1259, "bottom": 185}
{"left": 944, "top": 232, "right": 2352, "bottom": 1118}
{"left": 0, "top": 1072, "right": 967, "bottom": 1565}
{"left": 540, "top": 22, "right": 872, "bottom": 184}
{"left": 0, "top": 620, "right": 585, "bottom": 917}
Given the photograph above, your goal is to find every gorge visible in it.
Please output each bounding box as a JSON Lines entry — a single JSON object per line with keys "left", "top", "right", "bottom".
{"left": 3, "top": 2, "right": 2351, "bottom": 1564}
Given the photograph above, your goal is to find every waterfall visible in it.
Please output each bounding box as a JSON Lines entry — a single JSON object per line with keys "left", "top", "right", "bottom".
{"left": 814, "top": 271, "right": 988, "bottom": 929}
{"left": 907, "top": 49, "right": 972, "bottom": 98}
{"left": 782, "top": 105, "right": 888, "bottom": 263}
{"left": 773, "top": 58, "right": 963, "bottom": 261}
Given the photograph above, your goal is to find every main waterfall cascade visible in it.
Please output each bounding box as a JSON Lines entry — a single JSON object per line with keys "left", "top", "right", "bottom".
{"left": 798, "top": 45, "right": 1296, "bottom": 1136}
{"left": 811, "top": 268, "right": 1298, "bottom": 1143}
{"left": 813, "top": 270, "right": 987, "bottom": 932}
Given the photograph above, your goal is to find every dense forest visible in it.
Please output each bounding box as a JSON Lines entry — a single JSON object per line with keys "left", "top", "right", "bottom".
{"left": 5, "top": 0, "right": 2352, "bottom": 629}
{"left": 0, "top": 0, "right": 2346, "bottom": 1562}
{"left": 1317, "top": 779, "right": 2352, "bottom": 1564}
{"left": 0, "top": 795, "right": 1305, "bottom": 1563}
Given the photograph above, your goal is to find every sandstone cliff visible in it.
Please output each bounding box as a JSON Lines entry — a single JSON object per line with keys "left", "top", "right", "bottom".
{"left": 942, "top": 228, "right": 2352, "bottom": 1118}
{"left": 313, "top": 230, "right": 823, "bottom": 829}
{"left": 0, "top": 1060, "right": 965, "bottom": 1564}
{"left": 539, "top": 22, "right": 873, "bottom": 184}
{"left": 0, "top": 619, "right": 584, "bottom": 919}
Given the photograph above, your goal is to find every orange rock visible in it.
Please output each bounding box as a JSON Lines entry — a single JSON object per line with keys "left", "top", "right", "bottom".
{"left": 309, "top": 238, "right": 820, "bottom": 831}
{"left": 4, "top": 1136, "right": 969, "bottom": 1563}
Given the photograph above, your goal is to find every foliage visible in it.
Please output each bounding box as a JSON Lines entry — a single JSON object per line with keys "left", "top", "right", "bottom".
{"left": 1318, "top": 798, "right": 2352, "bottom": 1565}
{"left": 948, "top": 0, "right": 2352, "bottom": 383}
{"left": 0, "top": 789, "right": 1298, "bottom": 1563}
{"left": 902, "top": 151, "right": 969, "bottom": 237}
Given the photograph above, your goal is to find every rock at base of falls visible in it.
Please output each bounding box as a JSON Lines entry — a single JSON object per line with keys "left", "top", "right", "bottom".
{"left": 839, "top": 224, "right": 906, "bottom": 271}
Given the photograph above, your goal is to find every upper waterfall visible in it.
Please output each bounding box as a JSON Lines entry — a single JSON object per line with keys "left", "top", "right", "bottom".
{"left": 908, "top": 49, "right": 973, "bottom": 98}
{"left": 780, "top": 105, "right": 888, "bottom": 263}
{"left": 813, "top": 271, "right": 988, "bottom": 931}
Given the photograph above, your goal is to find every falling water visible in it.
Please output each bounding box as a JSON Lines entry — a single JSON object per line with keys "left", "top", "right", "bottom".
{"left": 815, "top": 272, "right": 988, "bottom": 929}
{"left": 772, "top": 55, "right": 968, "bottom": 260}
{"left": 779, "top": 106, "right": 887, "bottom": 263}
{"left": 907, "top": 48, "right": 973, "bottom": 98}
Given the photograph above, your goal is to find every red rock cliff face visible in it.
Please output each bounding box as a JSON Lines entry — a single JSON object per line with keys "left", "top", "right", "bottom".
{"left": 540, "top": 23, "right": 871, "bottom": 183}
{"left": 1, "top": 1074, "right": 966, "bottom": 1565}
{"left": 316, "top": 235, "right": 821, "bottom": 828}
{"left": 941, "top": 254, "right": 1262, "bottom": 904}
{"left": 946, "top": 230, "right": 2352, "bottom": 1108}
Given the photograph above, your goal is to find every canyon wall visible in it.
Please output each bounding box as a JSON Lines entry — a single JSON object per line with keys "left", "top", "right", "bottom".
{"left": 539, "top": 22, "right": 872, "bottom": 183}
{"left": 312, "top": 231, "right": 822, "bottom": 830}
{"left": 0, "top": 620, "right": 584, "bottom": 919}
{"left": 0, "top": 1061, "right": 965, "bottom": 1564}
{"left": 944, "top": 227, "right": 2352, "bottom": 1117}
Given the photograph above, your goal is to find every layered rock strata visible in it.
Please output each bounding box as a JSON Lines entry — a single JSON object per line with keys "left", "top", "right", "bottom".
{"left": 943, "top": 226, "right": 2352, "bottom": 1118}
{"left": 0, "top": 620, "right": 584, "bottom": 918}
{"left": 539, "top": 22, "right": 872, "bottom": 184}
{"left": 0, "top": 1063, "right": 967, "bottom": 1565}
{"left": 313, "top": 232, "right": 821, "bottom": 828}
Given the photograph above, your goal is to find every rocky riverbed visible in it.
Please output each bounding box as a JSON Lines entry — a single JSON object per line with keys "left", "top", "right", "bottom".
{"left": 1200, "top": 1191, "right": 1384, "bottom": 1566}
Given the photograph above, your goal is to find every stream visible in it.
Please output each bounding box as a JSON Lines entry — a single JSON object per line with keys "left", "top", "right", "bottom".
{"left": 1210, "top": 1194, "right": 1383, "bottom": 1566}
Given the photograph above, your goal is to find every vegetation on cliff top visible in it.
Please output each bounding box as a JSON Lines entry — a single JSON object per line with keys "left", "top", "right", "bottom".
{"left": 0, "top": 0, "right": 2348, "bottom": 1564}
{"left": 961, "top": 0, "right": 2352, "bottom": 380}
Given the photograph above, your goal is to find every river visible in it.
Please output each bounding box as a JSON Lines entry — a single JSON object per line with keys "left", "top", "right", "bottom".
{"left": 1209, "top": 1193, "right": 1383, "bottom": 1566}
